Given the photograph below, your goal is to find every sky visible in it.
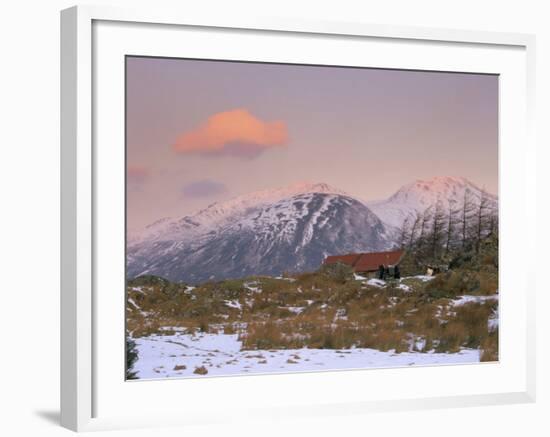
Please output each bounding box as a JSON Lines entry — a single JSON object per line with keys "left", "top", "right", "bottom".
{"left": 126, "top": 56, "right": 498, "bottom": 230}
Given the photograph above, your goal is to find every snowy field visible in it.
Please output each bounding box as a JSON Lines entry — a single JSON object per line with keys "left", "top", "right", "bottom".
{"left": 134, "top": 331, "right": 480, "bottom": 380}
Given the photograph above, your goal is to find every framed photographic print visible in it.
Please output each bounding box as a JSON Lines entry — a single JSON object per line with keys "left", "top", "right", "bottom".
{"left": 61, "top": 5, "right": 536, "bottom": 432}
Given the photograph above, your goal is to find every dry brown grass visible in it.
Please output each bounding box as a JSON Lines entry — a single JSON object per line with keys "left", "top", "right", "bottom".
{"left": 480, "top": 329, "right": 499, "bottom": 362}
{"left": 193, "top": 366, "right": 208, "bottom": 375}
{"left": 240, "top": 322, "right": 283, "bottom": 350}
{"left": 127, "top": 269, "right": 498, "bottom": 358}
{"left": 423, "top": 269, "right": 498, "bottom": 300}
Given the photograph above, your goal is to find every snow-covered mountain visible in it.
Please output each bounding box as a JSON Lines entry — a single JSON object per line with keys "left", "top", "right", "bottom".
{"left": 127, "top": 183, "right": 392, "bottom": 283}
{"left": 127, "top": 177, "right": 497, "bottom": 283}
{"left": 367, "top": 176, "right": 498, "bottom": 228}
{"left": 134, "top": 181, "right": 349, "bottom": 244}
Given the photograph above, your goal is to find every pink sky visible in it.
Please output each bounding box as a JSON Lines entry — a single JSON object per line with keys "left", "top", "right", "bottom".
{"left": 126, "top": 57, "right": 498, "bottom": 230}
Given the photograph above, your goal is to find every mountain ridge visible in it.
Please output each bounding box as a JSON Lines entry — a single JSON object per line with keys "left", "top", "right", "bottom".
{"left": 127, "top": 176, "right": 497, "bottom": 283}
{"left": 132, "top": 181, "right": 350, "bottom": 244}
{"left": 127, "top": 191, "right": 391, "bottom": 283}
{"left": 367, "top": 176, "right": 497, "bottom": 228}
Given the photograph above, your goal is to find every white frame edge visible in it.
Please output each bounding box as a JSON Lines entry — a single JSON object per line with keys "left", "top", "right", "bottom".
{"left": 60, "top": 4, "right": 537, "bottom": 432}
{"left": 61, "top": 5, "right": 93, "bottom": 432}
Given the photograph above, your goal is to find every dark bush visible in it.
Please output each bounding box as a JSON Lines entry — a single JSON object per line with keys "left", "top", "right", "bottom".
{"left": 126, "top": 336, "right": 139, "bottom": 380}
{"left": 127, "top": 274, "right": 170, "bottom": 287}
{"left": 319, "top": 262, "right": 354, "bottom": 284}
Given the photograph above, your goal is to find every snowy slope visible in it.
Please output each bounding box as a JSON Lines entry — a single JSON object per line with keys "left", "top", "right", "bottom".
{"left": 367, "top": 176, "right": 498, "bottom": 228}
{"left": 128, "top": 191, "right": 393, "bottom": 283}
{"left": 134, "top": 182, "right": 350, "bottom": 244}
{"left": 133, "top": 331, "right": 480, "bottom": 379}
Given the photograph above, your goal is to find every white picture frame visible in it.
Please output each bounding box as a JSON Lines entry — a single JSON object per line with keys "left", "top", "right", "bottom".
{"left": 60, "top": 5, "right": 536, "bottom": 432}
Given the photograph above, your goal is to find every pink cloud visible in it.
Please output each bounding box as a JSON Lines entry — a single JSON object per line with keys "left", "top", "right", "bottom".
{"left": 127, "top": 165, "right": 149, "bottom": 191}
{"left": 172, "top": 109, "right": 288, "bottom": 158}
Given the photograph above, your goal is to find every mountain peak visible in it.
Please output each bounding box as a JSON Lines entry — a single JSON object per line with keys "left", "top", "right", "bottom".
{"left": 410, "top": 175, "right": 474, "bottom": 189}
{"left": 196, "top": 181, "right": 350, "bottom": 217}
{"left": 393, "top": 176, "right": 493, "bottom": 201}
{"left": 274, "top": 180, "right": 349, "bottom": 196}
{"left": 368, "top": 176, "right": 497, "bottom": 228}
{"left": 128, "top": 187, "right": 391, "bottom": 283}
{"left": 134, "top": 181, "right": 353, "bottom": 242}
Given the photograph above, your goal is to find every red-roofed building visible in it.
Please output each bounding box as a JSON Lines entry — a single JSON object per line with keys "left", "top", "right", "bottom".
{"left": 323, "top": 250, "right": 405, "bottom": 277}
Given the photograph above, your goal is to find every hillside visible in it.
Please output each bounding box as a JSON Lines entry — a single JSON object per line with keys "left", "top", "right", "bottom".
{"left": 127, "top": 176, "right": 498, "bottom": 284}
{"left": 127, "top": 263, "right": 498, "bottom": 379}
{"left": 128, "top": 190, "right": 393, "bottom": 283}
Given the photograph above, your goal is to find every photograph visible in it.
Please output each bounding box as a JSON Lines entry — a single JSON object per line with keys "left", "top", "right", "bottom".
{"left": 125, "top": 56, "right": 499, "bottom": 380}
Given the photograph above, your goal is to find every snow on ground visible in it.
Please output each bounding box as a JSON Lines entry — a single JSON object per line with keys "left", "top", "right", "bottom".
{"left": 488, "top": 308, "right": 499, "bottom": 332}
{"left": 366, "top": 278, "right": 386, "bottom": 288}
{"left": 274, "top": 276, "right": 296, "bottom": 282}
{"left": 451, "top": 295, "right": 498, "bottom": 306}
{"left": 244, "top": 282, "right": 261, "bottom": 293}
{"left": 133, "top": 332, "right": 480, "bottom": 380}
{"left": 397, "top": 283, "right": 412, "bottom": 292}
{"left": 286, "top": 306, "right": 306, "bottom": 314}
{"left": 224, "top": 300, "right": 242, "bottom": 310}
{"left": 128, "top": 298, "right": 140, "bottom": 311}
{"left": 355, "top": 276, "right": 429, "bottom": 291}
{"left": 333, "top": 308, "right": 347, "bottom": 321}
{"left": 128, "top": 298, "right": 148, "bottom": 317}
{"left": 414, "top": 337, "right": 427, "bottom": 351}
{"left": 413, "top": 275, "right": 436, "bottom": 282}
